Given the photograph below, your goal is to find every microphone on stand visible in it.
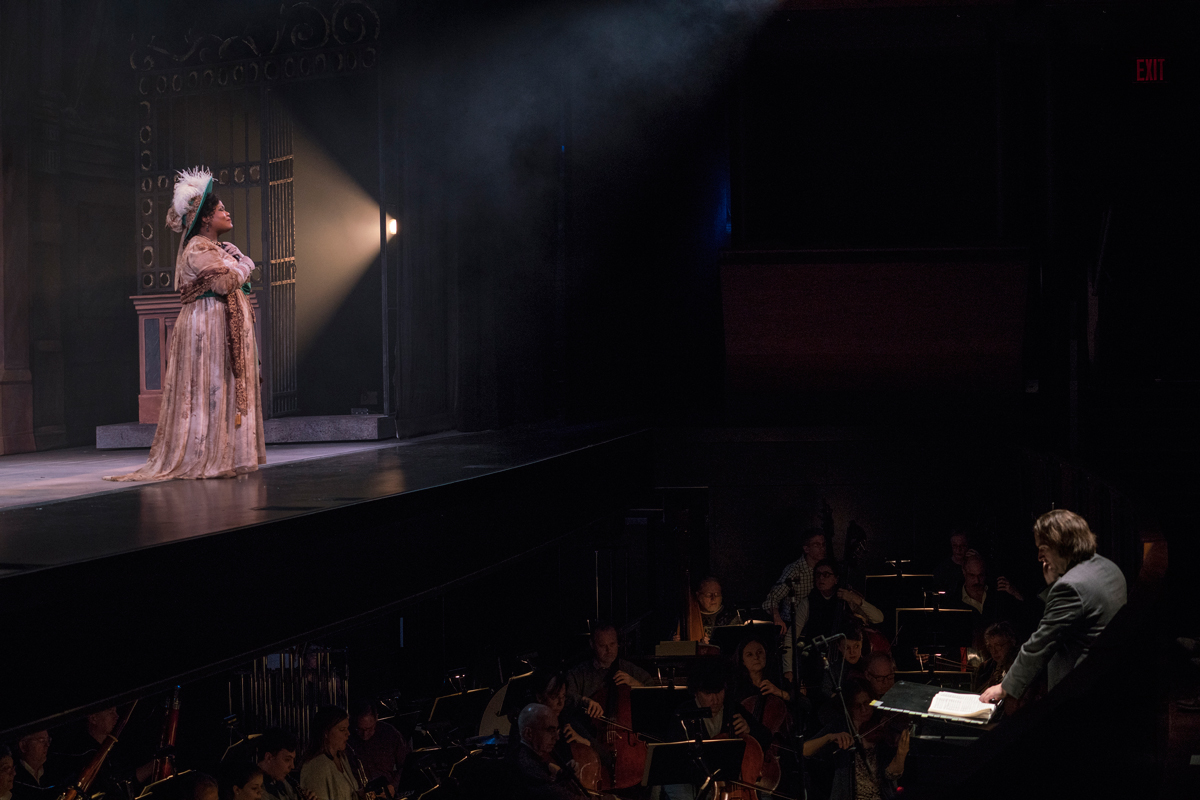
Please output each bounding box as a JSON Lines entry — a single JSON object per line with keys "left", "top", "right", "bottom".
{"left": 802, "top": 632, "right": 846, "bottom": 654}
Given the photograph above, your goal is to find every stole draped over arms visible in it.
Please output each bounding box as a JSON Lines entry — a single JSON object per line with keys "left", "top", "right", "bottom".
{"left": 105, "top": 236, "right": 265, "bottom": 481}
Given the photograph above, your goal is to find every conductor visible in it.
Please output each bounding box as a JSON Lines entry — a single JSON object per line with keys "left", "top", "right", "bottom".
{"left": 980, "top": 510, "right": 1127, "bottom": 706}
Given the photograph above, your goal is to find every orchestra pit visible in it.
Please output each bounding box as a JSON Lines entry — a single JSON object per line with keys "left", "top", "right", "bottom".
{"left": 0, "top": 1, "right": 1197, "bottom": 800}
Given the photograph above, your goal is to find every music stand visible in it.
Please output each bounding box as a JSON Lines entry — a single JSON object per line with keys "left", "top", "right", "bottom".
{"left": 894, "top": 607, "right": 973, "bottom": 670}
{"left": 708, "top": 621, "right": 777, "bottom": 655}
{"left": 642, "top": 740, "right": 746, "bottom": 787}
{"left": 629, "top": 687, "right": 692, "bottom": 745}
{"left": 497, "top": 670, "right": 537, "bottom": 719}
{"left": 135, "top": 770, "right": 192, "bottom": 800}
{"left": 871, "top": 681, "right": 996, "bottom": 726}
{"left": 426, "top": 688, "right": 493, "bottom": 740}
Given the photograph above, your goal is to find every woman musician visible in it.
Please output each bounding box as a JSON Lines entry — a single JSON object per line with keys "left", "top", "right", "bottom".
{"left": 732, "top": 636, "right": 798, "bottom": 793}
{"left": 299, "top": 707, "right": 362, "bottom": 800}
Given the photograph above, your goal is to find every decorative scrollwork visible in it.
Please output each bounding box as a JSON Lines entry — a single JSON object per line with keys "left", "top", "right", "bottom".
{"left": 131, "top": 0, "right": 378, "bottom": 72}
{"left": 281, "top": 2, "right": 330, "bottom": 52}
{"left": 331, "top": 1, "right": 381, "bottom": 45}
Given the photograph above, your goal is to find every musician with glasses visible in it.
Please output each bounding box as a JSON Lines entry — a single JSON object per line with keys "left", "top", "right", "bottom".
{"left": 781, "top": 560, "right": 883, "bottom": 684}
{"left": 673, "top": 576, "right": 742, "bottom": 645}
{"left": 763, "top": 529, "right": 829, "bottom": 632}
{"left": 862, "top": 653, "right": 896, "bottom": 701}
{"left": 348, "top": 703, "right": 408, "bottom": 792}
{"left": 510, "top": 704, "right": 588, "bottom": 799}
{"left": 13, "top": 731, "right": 53, "bottom": 791}
{"left": 804, "top": 679, "right": 910, "bottom": 800}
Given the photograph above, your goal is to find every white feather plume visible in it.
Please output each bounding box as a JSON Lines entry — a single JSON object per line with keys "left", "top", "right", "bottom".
{"left": 166, "top": 167, "right": 213, "bottom": 232}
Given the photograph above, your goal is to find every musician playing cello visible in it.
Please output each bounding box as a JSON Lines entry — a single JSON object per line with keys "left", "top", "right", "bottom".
{"left": 565, "top": 623, "right": 652, "bottom": 718}
{"left": 663, "top": 661, "right": 771, "bottom": 800}
{"left": 511, "top": 704, "right": 589, "bottom": 800}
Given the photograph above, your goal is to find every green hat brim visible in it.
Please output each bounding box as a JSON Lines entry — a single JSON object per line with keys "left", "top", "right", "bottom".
{"left": 184, "top": 175, "right": 215, "bottom": 239}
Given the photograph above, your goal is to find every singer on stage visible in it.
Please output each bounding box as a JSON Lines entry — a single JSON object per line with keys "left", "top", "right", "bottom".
{"left": 980, "top": 509, "right": 1127, "bottom": 705}
{"left": 106, "top": 167, "right": 265, "bottom": 481}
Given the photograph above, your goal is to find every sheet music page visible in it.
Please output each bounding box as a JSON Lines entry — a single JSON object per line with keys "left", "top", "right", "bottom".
{"left": 927, "top": 691, "right": 995, "bottom": 720}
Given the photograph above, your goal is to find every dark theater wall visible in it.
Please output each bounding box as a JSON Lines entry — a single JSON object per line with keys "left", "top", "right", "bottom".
{"left": 720, "top": 251, "right": 1029, "bottom": 415}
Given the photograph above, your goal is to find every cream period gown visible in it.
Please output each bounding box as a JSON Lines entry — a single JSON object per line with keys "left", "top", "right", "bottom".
{"left": 106, "top": 235, "right": 266, "bottom": 481}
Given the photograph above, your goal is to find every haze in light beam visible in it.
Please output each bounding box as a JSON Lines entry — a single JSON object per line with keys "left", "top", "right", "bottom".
{"left": 292, "top": 125, "right": 380, "bottom": 357}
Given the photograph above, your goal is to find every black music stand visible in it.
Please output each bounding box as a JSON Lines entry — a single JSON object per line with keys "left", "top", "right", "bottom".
{"left": 426, "top": 688, "right": 493, "bottom": 741}
{"left": 629, "top": 687, "right": 691, "bottom": 745}
{"left": 893, "top": 607, "right": 974, "bottom": 670}
{"left": 497, "top": 670, "right": 537, "bottom": 719}
{"left": 709, "top": 621, "right": 778, "bottom": 655}
{"left": 135, "top": 770, "right": 193, "bottom": 800}
{"left": 871, "top": 681, "right": 997, "bottom": 726}
{"left": 642, "top": 740, "right": 746, "bottom": 787}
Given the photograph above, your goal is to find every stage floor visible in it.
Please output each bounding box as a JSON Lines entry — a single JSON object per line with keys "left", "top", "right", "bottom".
{"left": 1, "top": 418, "right": 653, "bottom": 735}
{"left": 0, "top": 440, "right": 400, "bottom": 511}
{"left": 0, "top": 420, "right": 639, "bottom": 578}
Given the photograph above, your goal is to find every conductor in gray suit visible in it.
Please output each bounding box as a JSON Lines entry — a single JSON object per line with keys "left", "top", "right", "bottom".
{"left": 979, "top": 509, "right": 1127, "bottom": 705}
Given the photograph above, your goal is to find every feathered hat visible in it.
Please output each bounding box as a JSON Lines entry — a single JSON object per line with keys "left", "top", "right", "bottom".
{"left": 165, "top": 167, "right": 214, "bottom": 239}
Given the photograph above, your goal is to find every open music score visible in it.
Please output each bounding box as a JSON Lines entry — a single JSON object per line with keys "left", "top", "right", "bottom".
{"left": 871, "top": 681, "right": 997, "bottom": 727}
{"left": 926, "top": 691, "right": 996, "bottom": 720}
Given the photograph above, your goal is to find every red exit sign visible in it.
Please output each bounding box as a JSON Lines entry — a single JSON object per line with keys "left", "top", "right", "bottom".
{"left": 1136, "top": 58, "right": 1165, "bottom": 82}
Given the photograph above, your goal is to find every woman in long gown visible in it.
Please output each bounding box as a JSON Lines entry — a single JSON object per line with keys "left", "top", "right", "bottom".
{"left": 106, "top": 167, "right": 265, "bottom": 481}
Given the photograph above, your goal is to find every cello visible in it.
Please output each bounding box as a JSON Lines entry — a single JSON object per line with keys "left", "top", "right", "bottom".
{"left": 740, "top": 692, "right": 790, "bottom": 793}
{"left": 705, "top": 704, "right": 765, "bottom": 800}
{"left": 588, "top": 660, "right": 647, "bottom": 790}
